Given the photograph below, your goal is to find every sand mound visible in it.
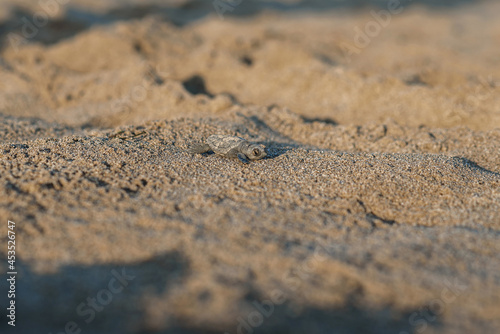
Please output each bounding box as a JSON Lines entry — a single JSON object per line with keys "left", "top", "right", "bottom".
{"left": 0, "top": 1, "right": 499, "bottom": 333}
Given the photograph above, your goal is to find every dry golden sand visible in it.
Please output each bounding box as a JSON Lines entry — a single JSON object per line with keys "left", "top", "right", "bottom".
{"left": 0, "top": 0, "right": 499, "bottom": 333}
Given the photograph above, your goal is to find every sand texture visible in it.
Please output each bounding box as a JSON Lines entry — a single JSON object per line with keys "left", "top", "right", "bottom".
{"left": 0, "top": 1, "right": 499, "bottom": 333}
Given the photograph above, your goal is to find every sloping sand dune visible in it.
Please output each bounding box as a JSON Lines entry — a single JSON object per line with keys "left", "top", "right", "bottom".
{"left": 0, "top": 1, "right": 499, "bottom": 333}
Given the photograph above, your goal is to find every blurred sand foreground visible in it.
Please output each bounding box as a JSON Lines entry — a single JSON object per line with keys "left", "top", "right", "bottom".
{"left": 0, "top": 0, "right": 499, "bottom": 333}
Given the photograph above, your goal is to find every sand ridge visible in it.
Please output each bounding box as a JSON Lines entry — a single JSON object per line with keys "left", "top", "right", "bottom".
{"left": 0, "top": 1, "right": 499, "bottom": 333}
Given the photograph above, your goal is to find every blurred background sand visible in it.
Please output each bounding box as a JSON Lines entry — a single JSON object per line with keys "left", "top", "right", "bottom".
{"left": 0, "top": 0, "right": 499, "bottom": 333}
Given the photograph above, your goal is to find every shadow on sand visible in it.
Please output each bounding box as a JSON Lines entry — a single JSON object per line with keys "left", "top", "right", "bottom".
{"left": 0, "top": 251, "right": 442, "bottom": 334}
{"left": 0, "top": 0, "right": 483, "bottom": 50}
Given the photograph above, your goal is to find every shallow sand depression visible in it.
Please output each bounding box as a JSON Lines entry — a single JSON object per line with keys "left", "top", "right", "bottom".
{"left": 0, "top": 0, "right": 499, "bottom": 333}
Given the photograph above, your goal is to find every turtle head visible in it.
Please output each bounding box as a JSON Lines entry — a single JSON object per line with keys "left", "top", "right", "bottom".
{"left": 245, "top": 144, "right": 267, "bottom": 160}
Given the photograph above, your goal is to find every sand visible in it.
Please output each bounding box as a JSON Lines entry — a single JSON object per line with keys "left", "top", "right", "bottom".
{"left": 0, "top": 0, "right": 499, "bottom": 333}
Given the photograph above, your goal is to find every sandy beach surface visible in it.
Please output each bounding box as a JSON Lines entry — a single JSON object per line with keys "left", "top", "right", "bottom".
{"left": 1, "top": 0, "right": 499, "bottom": 333}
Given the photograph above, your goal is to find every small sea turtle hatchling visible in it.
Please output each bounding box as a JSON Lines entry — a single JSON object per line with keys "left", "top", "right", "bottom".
{"left": 188, "top": 135, "right": 267, "bottom": 163}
